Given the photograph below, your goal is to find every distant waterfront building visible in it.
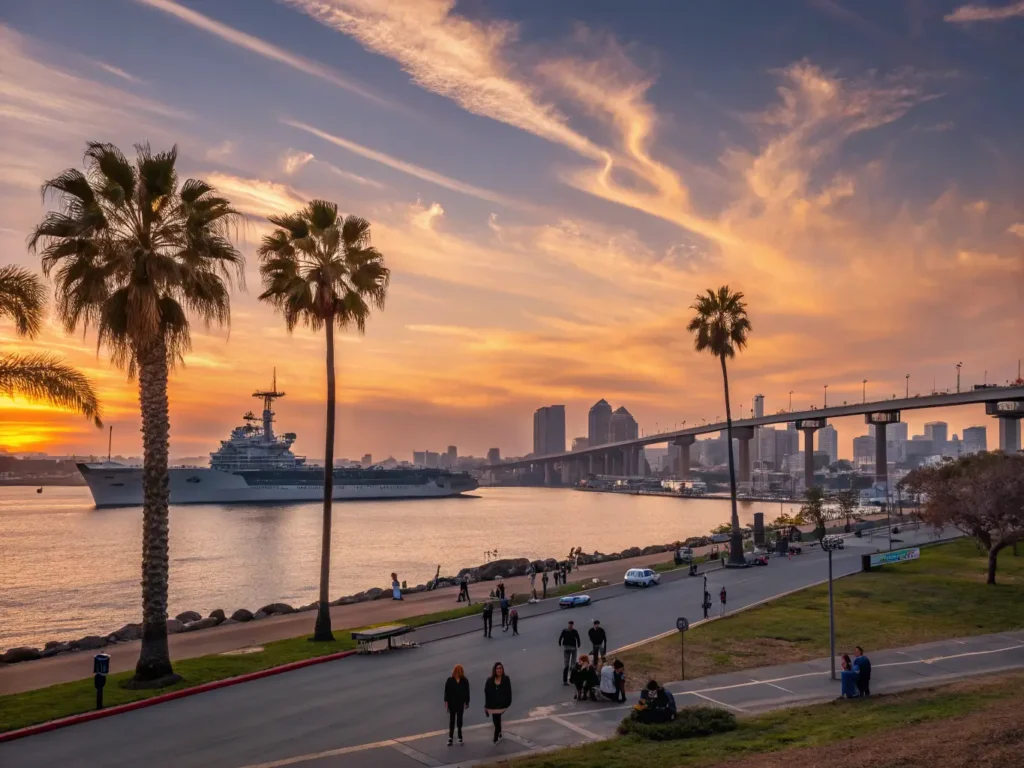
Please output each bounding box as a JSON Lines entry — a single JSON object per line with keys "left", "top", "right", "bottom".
{"left": 571, "top": 436, "right": 588, "bottom": 452}
{"left": 533, "top": 405, "right": 566, "bottom": 455}
{"left": 752, "top": 394, "right": 765, "bottom": 462}
{"left": 963, "top": 426, "right": 987, "bottom": 455}
{"left": 413, "top": 450, "right": 426, "bottom": 466}
{"left": 753, "top": 395, "right": 765, "bottom": 418}
{"left": 487, "top": 447, "right": 501, "bottom": 464}
{"left": 361, "top": 453, "right": 372, "bottom": 466}
{"left": 925, "top": 421, "right": 949, "bottom": 456}
{"left": 588, "top": 399, "right": 613, "bottom": 446}
{"left": 818, "top": 425, "right": 839, "bottom": 465}
{"left": 852, "top": 435, "right": 874, "bottom": 467}
{"left": 610, "top": 406, "right": 639, "bottom": 442}
{"left": 445, "top": 445, "right": 458, "bottom": 468}
{"left": 425, "top": 450, "right": 440, "bottom": 468}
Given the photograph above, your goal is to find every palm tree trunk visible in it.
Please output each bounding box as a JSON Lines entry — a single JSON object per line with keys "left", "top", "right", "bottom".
{"left": 312, "top": 318, "right": 336, "bottom": 641}
{"left": 720, "top": 354, "right": 745, "bottom": 566}
{"left": 131, "top": 338, "right": 179, "bottom": 685}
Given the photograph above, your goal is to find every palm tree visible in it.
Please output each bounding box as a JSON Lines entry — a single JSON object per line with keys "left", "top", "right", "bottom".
{"left": 258, "top": 201, "right": 389, "bottom": 641}
{"left": 0, "top": 265, "right": 102, "bottom": 425}
{"left": 687, "top": 286, "right": 752, "bottom": 567}
{"left": 30, "top": 142, "right": 242, "bottom": 686}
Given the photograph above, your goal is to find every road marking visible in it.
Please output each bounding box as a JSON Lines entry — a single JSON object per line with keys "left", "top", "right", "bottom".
{"left": 391, "top": 742, "right": 444, "bottom": 767}
{"left": 689, "top": 691, "right": 748, "bottom": 712}
{"left": 751, "top": 677, "right": 793, "bottom": 692}
{"left": 501, "top": 731, "right": 538, "bottom": 749}
{"left": 239, "top": 738, "right": 399, "bottom": 767}
{"left": 550, "top": 716, "right": 604, "bottom": 741}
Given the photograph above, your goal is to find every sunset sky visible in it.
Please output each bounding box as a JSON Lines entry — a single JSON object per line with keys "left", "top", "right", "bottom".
{"left": 1, "top": 0, "right": 1022, "bottom": 462}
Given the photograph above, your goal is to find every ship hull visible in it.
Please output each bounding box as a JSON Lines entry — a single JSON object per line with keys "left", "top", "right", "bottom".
{"left": 78, "top": 464, "right": 478, "bottom": 507}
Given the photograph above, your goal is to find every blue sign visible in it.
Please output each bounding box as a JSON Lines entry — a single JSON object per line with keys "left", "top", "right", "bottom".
{"left": 869, "top": 547, "right": 920, "bottom": 567}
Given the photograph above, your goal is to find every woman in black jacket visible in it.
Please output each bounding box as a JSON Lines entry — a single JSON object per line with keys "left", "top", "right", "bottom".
{"left": 444, "top": 664, "right": 470, "bottom": 745}
{"left": 483, "top": 661, "right": 512, "bottom": 744}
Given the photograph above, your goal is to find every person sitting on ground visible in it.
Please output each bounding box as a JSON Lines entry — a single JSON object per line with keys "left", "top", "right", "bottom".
{"left": 570, "top": 654, "right": 598, "bottom": 701}
{"left": 634, "top": 679, "right": 673, "bottom": 723}
{"left": 599, "top": 659, "right": 627, "bottom": 702}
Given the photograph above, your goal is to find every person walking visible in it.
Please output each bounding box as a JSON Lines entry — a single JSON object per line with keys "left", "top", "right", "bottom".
{"left": 391, "top": 572, "right": 403, "bottom": 601}
{"left": 852, "top": 645, "right": 872, "bottom": 697}
{"left": 542, "top": 570, "right": 549, "bottom": 598}
{"left": 500, "top": 595, "right": 510, "bottom": 631}
{"left": 483, "top": 662, "right": 512, "bottom": 744}
{"left": 553, "top": 568, "right": 560, "bottom": 586}
{"left": 559, "top": 620, "right": 582, "bottom": 685}
{"left": 444, "top": 664, "right": 470, "bottom": 746}
{"left": 702, "top": 590, "right": 711, "bottom": 620}
{"left": 588, "top": 619, "right": 607, "bottom": 663}
{"left": 719, "top": 585, "right": 727, "bottom": 616}
{"left": 497, "top": 579, "right": 506, "bottom": 600}
{"left": 509, "top": 607, "right": 519, "bottom": 636}
{"left": 457, "top": 576, "right": 472, "bottom": 604}
{"left": 482, "top": 601, "right": 494, "bottom": 638}
{"left": 528, "top": 565, "right": 537, "bottom": 599}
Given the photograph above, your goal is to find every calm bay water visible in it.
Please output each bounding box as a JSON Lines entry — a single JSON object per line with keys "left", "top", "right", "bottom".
{"left": 0, "top": 486, "right": 800, "bottom": 650}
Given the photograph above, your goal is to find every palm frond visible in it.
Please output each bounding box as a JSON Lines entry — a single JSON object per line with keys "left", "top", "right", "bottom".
{"left": 688, "top": 284, "right": 752, "bottom": 359}
{"left": 0, "top": 352, "right": 102, "bottom": 427}
{"left": 0, "top": 265, "right": 47, "bottom": 338}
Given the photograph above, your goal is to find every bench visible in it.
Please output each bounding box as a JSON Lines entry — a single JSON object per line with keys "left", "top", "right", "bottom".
{"left": 350, "top": 624, "right": 416, "bottom": 654}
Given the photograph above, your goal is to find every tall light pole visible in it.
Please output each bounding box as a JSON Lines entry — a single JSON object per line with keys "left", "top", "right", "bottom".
{"left": 789, "top": 390, "right": 794, "bottom": 411}
{"left": 905, "top": 373, "right": 910, "bottom": 398}
{"left": 862, "top": 379, "right": 867, "bottom": 403}
{"left": 824, "top": 384, "right": 828, "bottom": 409}
{"left": 956, "top": 362, "right": 962, "bottom": 393}
{"left": 822, "top": 536, "right": 841, "bottom": 680}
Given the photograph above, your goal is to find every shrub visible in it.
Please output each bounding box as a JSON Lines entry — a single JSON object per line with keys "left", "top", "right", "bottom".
{"left": 618, "top": 705, "right": 737, "bottom": 741}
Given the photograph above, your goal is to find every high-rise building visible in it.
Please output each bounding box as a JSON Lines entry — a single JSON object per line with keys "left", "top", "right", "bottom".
{"left": 447, "top": 445, "right": 458, "bottom": 466}
{"left": 610, "top": 406, "right": 639, "bottom": 442}
{"left": 818, "top": 425, "right": 839, "bottom": 465}
{"left": 571, "top": 436, "right": 588, "bottom": 452}
{"left": 852, "top": 435, "right": 874, "bottom": 466}
{"left": 361, "top": 453, "right": 372, "bottom": 466}
{"left": 425, "top": 451, "right": 440, "bottom": 468}
{"left": 753, "top": 394, "right": 765, "bottom": 418}
{"left": 533, "top": 405, "right": 566, "bottom": 455}
{"left": 588, "top": 399, "right": 613, "bottom": 446}
{"left": 751, "top": 394, "right": 765, "bottom": 462}
{"left": 757, "top": 426, "right": 776, "bottom": 468}
{"left": 963, "top": 426, "right": 987, "bottom": 455}
{"left": 924, "top": 421, "right": 949, "bottom": 456}
{"left": 413, "top": 450, "right": 426, "bottom": 466}
{"left": 487, "top": 447, "right": 501, "bottom": 464}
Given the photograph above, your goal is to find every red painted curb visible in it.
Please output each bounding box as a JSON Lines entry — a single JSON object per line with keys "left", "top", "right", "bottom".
{"left": 0, "top": 649, "right": 357, "bottom": 744}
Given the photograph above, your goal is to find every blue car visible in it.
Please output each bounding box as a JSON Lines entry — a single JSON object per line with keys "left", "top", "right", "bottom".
{"left": 559, "top": 594, "right": 591, "bottom": 608}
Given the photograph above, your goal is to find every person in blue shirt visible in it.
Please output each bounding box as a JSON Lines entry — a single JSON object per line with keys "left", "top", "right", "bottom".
{"left": 500, "top": 595, "right": 511, "bottom": 630}
{"left": 852, "top": 646, "right": 872, "bottom": 697}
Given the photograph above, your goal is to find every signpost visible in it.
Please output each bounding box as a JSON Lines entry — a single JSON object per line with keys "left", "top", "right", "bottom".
{"left": 676, "top": 617, "right": 689, "bottom": 681}
{"left": 868, "top": 547, "right": 920, "bottom": 568}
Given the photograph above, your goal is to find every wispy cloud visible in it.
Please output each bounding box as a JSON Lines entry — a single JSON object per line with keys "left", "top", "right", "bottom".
{"left": 134, "top": 0, "right": 397, "bottom": 110}
{"left": 93, "top": 60, "right": 143, "bottom": 83}
{"left": 1008, "top": 223, "right": 1024, "bottom": 238}
{"left": 281, "top": 148, "right": 315, "bottom": 175}
{"left": 205, "top": 140, "right": 236, "bottom": 161}
{"left": 283, "top": 118, "right": 519, "bottom": 206}
{"left": 204, "top": 172, "right": 307, "bottom": 218}
{"left": 945, "top": 2, "right": 1024, "bottom": 23}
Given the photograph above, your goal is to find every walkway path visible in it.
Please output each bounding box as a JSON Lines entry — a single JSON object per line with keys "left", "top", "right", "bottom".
{"left": 0, "top": 526, "right": 953, "bottom": 767}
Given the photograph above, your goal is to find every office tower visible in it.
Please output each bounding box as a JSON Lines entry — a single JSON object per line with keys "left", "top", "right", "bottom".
{"left": 963, "top": 426, "right": 987, "bottom": 455}
{"left": 533, "top": 405, "right": 567, "bottom": 455}
{"left": 753, "top": 394, "right": 765, "bottom": 418}
{"left": 571, "top": 437, "right": 588, "bottom": 452}
{"left": 413, "top": 451, "right": 426, "bottom": 466}
{"left": 588, "top": 399, "right": 613, "bottom": 446}
{"left": 818, "top": 425, "right": 839, "bottom": 465}
{"left": 487, "top": 447, "right": 501, "bottom": 464}
{"left": 361, "top": 453, "right": 372, "bottom": 466}
{"left": 447, "top": 445, "right": 458, "bottom": 465}
{"left": 610, "top": 406, "right": 639, "bottom": 442}
{"left": 852, "top": 435, "right": 874, "bottom": 466}
{"left": 924, "top": 421, "right": 949, "bottom": 456}
{"left": 425, "top": 451, "right": 440, "bottom": 468}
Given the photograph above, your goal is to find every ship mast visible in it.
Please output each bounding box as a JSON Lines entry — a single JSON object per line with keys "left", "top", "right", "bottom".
{"left": 252, "top": 368, "right": 285, "bottom": 441}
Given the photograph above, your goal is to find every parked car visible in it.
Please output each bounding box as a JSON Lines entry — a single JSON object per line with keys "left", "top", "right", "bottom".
{"left": 788, "top": 543, "right": 803, "bottom": 555}
{"left": 623, "top": 568, "right": 661, "bottom": 587}
{"left": 746, "top": 549, "right": 770, "bottom": 566}
{"left": 822, "top": 535, "right": 845, "bottom": 550}
{"left": 559, "top": 593, "right": 591, "bottom": 608}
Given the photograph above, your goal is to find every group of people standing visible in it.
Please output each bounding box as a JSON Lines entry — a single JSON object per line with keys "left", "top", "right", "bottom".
{"left": 443, "top": 662, "right": 511, "bottom": 746}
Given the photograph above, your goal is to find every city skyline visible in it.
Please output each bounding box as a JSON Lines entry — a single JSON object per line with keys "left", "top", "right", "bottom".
{"left": 2, "top": 1, "right": 1022, "bottom": 461}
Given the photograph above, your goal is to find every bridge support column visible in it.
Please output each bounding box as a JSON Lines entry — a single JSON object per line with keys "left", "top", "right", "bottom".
{"left": 544, "top": 463, "right": 553, "bottom": 486}
{"left": 865, "top": 411, "right": 900, "bottom": 487}
{"left": 796, "top": 418, "right": 827, "bottom": 491}
{"left": 733, "top": 426, "right": 755, "bottom": 493}
{"left": 673, "top": 435, "right": 695, "bottom": 478}
{"left": 561, "top": 462, "right": 571, "bottom": 485}
{"left": 588, "top": 453, "right": 594, "bottom": 475}
{"left": 998, "top": 416, "right": 1022, "bottom": 453}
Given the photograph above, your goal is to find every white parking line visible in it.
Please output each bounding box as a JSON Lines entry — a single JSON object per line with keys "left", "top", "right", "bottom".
{"left": 689, "top": 691, "right": 748, "bottom": 712}
{"left": 549, "top": 716, "right": 604, "bottom": 741}
{"left": 391, "top": 742, "right": 444, "bottom": 767}
{"left": 751, "top": 677, "right": 793, "bottom": 693}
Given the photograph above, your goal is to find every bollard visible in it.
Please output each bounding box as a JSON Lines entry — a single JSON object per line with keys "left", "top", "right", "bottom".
{"left": 93, "top": 653, "right": 110, "bottom": 709}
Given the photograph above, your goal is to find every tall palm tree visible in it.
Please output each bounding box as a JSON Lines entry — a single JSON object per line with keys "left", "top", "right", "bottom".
{"left": 0, "top": 265, "right": 102, "bottom": 425}
{"left": 687, "top": 286, "right": 752, "bottom": 567}
{"left": 30, "top": 142, "right": 242, "bottom": 686}
{"left": 258, "top": 201, "right": 389, "bottom": 642}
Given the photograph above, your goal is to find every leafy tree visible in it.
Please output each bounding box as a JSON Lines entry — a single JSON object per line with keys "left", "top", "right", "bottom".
{"left": 800, "top": 486, "right": 832, "bottom": 540}
{"left": 834, "top": 488, "right": 859, "bottom": 533}
{"left": 31, "top": 142, "right": 242, "bottom": 685}
{"left": 0, "top": 265, "right": 101, "bottom": 425}
{"left": 905, "top": 452, "right": 1024, "bottom": 584}
{"left": 688, "top": 286, "right": 752, "bottom": 566}
{"left": 258, "top": 201, "right": 389, "bottom": 641}
{"left": 830, "top": 459, "right": 854, "bottom": 472}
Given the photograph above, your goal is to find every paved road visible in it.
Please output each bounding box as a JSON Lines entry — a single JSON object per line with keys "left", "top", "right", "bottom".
{"left": 0, "top": 527, "right": 951, "bottom": 768}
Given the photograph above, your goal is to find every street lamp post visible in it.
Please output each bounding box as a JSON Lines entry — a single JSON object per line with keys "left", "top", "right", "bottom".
{"left": 862, "top": 379, "right": 867, "bottom": 403}
{"left": 822, "top": 536, "right": 841, "bottom": 680}
{"left": 789, "top": 390, "right": 794, "bottom": 411}
{"left": 905, "top": 374, "right": 910, "bottom": 398}
{"left": 824, "top": 384, "right": 828, "bottom": 408}
{"left": 956, "top": 362, "right": 962, "bottom": 393}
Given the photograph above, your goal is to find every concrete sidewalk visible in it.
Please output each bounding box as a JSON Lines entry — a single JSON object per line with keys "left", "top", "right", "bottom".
{"left": 230, "top": 629, "right": 1024, "bottom": 768}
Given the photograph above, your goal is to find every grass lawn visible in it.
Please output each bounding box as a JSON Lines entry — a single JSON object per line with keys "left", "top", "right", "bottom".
{"left": 501, "top": 670, "right": 1024, "bottom": 768}
{"left": 618, "top": 538, "right": 1024, "bottom": 690}
{"left": 0, "top": 579, "right": 599, "bottom": 733}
